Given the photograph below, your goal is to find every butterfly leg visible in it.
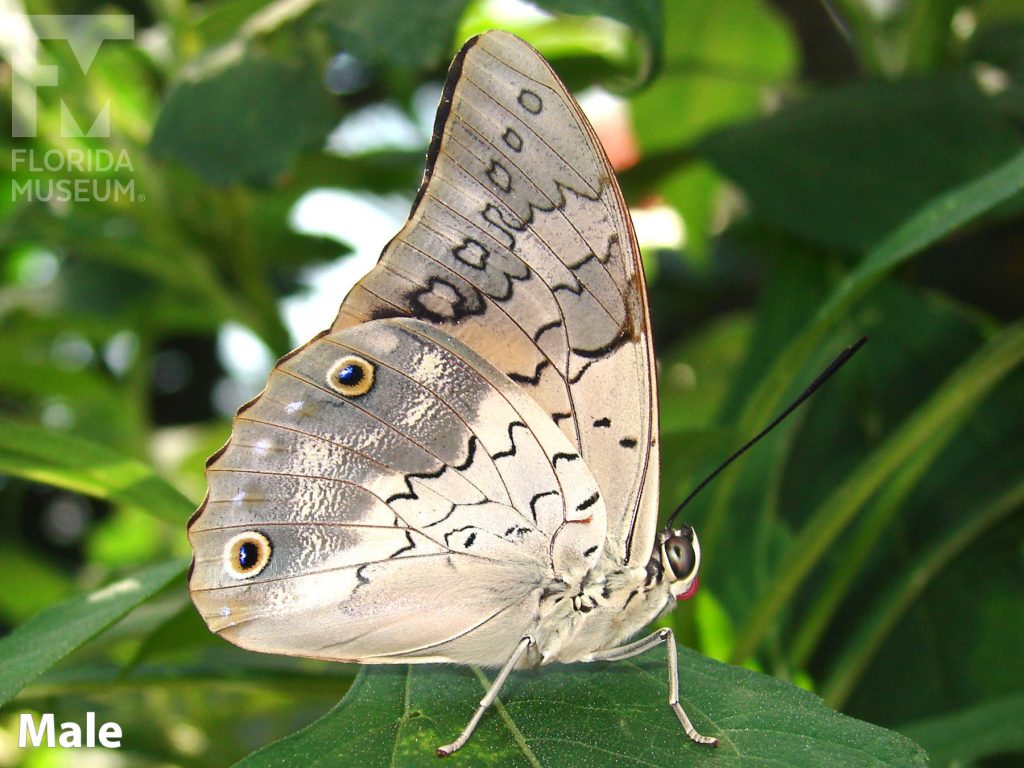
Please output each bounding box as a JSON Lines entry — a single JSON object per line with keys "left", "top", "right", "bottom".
{"left": 581, "top": 628, "right": 717, "bottom": 747}
{"left": 437, "top": 635, "right": 533, "bottom": 757}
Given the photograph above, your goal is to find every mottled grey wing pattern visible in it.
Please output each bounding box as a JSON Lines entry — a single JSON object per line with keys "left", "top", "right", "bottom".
{"left": 189, "top": 319, "right": 606, "bottom": 664}
{"left": 334, "top": 31, "right": 660, "bottom": 564}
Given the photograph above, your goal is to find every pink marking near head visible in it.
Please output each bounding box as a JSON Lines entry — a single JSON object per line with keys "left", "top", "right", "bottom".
{"left": 677, "top": 576, "right": 699, "bottom": 601}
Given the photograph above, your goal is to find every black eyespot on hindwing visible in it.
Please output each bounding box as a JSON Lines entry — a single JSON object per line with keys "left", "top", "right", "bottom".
{"left": 224, "top": 531, "right": 272, "bottom": 579}
{"left": 327, "top": 355, "right": 375, "bottom": 397}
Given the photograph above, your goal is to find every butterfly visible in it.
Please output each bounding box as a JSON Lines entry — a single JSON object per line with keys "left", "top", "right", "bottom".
{"left": 187, "top": 29, "right": 717, "bottom": 755}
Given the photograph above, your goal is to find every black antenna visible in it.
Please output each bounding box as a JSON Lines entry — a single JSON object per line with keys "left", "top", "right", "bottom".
{"left": 667, "top": 337, "right": 868, "bottom": 528}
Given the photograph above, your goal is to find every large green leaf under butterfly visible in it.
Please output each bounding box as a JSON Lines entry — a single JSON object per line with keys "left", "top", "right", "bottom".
{"left": 237, "top": 646, "right": 928, "bottom": 767}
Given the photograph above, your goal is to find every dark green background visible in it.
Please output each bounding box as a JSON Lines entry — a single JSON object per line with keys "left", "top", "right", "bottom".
{"left": 1, "top": 0, "right": 1022, "bottom": 765}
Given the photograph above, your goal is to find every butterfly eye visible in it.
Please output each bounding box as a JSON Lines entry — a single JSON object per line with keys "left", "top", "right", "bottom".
{"left": 664, "top": 533, "right": 696, "bottom": 581}
{"left": 327, "top": 355, "right": 375, "bottom": 397}
{"left": 224, "top": 531, "right": 271, "bottom": 579}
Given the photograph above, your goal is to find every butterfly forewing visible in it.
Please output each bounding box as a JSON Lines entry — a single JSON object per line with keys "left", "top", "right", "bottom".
{"left": 333, "top": 31, "right": 660, "bottom": 564}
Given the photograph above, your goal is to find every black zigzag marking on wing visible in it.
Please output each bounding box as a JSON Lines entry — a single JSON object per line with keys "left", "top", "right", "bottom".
{"left": 453, "top": 435, "right": 478, "bottom": 471}
{"left": 567, "top": 251, "right": 598, "bottom": 270}
{"left": 482, "top": 203, "right": 527, "bottom": 250}
{"left": 551, "top": 276, "right": 584, "bottom": 296}
{"left": 529, "top": 490, "right": 559, "bottom": 524}
{"left": 402, "top": 217, "right": 532, "bottom": 306}
{"left": 572, "top": 327, "right": 630, "bottom": 359}
{"left": 443, "top": 525, "right": 477, "bottom": 549}
{"left": 593, "top": 417, "right": 611, "bottom": 428}
{"left": 563, "top": 235, "right": 634, "bottom": 358}
{"left": 353, "top": 564, "right": 371, "bottom": 592}
{"left": 443, "top": 233, "right": 531, "bottom": 303}
{"left": 553, "top": 452, "right": 580, "bottom": 465}
{"left": 446, "top": 233, "right": 528, "bottom": 303}
{"left": 388, "top": 531, "right": 416, "bottom": 559}
{"left": 599, "top": 234, "right": 620, "bottom": 264}
{"left": 453, "top": 237, "right": 489, "bottom": 269}
{"left": 491, "top": 420, "right": 528, "bottom": 460}
{"left": 443, "top": 135, "right": 608, "bottom": 295}
{"left": 532, "top": 319, "right": 562, "bottom": 343}
{"left": 385, "top": 434, "right": 477, "bottom": 505}
{"left": 508, "top": 360, "right": 549, "bottom": 386}
{"left": 419, "top": 169, "right": 624, "bottom": 354}
{"left": 576, "top": 492, "right": 600, "bottom": 512}
{"left": 483, "top": 263, "right": 528, "bottom": 302}
{"left": 425, "top": 504, "right": 456, "bottom": 529}
{"left": 412, "top": 39, "right": 594, "bottom": 219}
{"left": 552, "top": 411, "right": 572, "bottom": 424}
{"left": 415, "top": 60, "right": 615, "bottom": 311}
{"left": 486, "top": 160, "right": 513, "bottom": 194}
{"left": 569, "top": 361, "right": 594, "bottom": 384}
{"left": 385, "top": 463, "right": 448, "bottom": 505}
{"left": 550, "top": 234, "right": 621, "bottom": 296}
{"left": 424, "top": 497, "right": 489, "bottom": 529}
{"left": 583, "top": 545, "right": 599, "bottom": 557}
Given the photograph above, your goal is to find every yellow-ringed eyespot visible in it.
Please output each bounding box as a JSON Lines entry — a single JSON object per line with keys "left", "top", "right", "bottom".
{"left": 224, "top": 531, "right": 272, "bottom": 579}
{"left": 327, "top": 355, "right": 375, "bottom": 397}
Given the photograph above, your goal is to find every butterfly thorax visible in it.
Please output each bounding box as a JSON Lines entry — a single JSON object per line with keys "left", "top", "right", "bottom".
{"left": 532, "top": 525, "right": 701, "bottom": 665}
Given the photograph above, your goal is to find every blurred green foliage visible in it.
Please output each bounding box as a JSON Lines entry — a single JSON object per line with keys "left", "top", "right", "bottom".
{"left": 1, "top": 0, "right": 1022, "bottom": 766}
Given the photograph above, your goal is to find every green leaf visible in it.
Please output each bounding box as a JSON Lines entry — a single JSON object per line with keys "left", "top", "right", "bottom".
{"left": 701, "top": 75, "right": 1023, "bottom": 253}
{"left": 654, "top": 162, "right": 722, "bottom": 263}
{"left": 533, "top": 0, "right": 664, "bottom": 85}
{"left": 700, "top": 146, "right": 1024, "bottom": 562}
{"left": 150, "top": 51, "right": 337, "bottom": 185}
{"left": 0, "top": 545, "right": 74, "bottom": 624}
{"left": 787, "top": 417, "right": 957, "bottom": 670}
{"left": 821, "top": 478, "right": 1024, "bottom": 708}
{"left": 0, "top": 419, "right": 195, "bottom": 525}
{"left": 632, "top": 0, "right": 796, "bottom": 153}
{"left": 0, "top": 559, "right": 186, "bottom": 708}
{"left": 319, "top": 0, "right": 471, "bottom": 73}
{"left": 729, "top": 320, "right": 1024, "bottom": 663}
{"left": 781, "top": 278, "right": 1008, "bottom": 672}
{"left": 899, "top": 692, "right": 1024, "bottom": 768}
{"left": 818, "top": 148, "right": 1024, "bottom": 324}
{"left": 0, "top": 354, "right": 138, "bottom": 445}
{"left": 237, "top": 645, "right": 926, "bottom": 767}
{"left": 622, "top": 0, "right": 795, "bottom": 261}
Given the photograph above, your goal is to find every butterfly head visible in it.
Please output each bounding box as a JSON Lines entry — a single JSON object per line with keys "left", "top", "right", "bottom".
{"left": 659, "top": 524, "right": 701, "bottom": 601}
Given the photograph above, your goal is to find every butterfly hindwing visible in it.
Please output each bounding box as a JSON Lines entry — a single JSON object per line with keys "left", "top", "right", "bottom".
{"left": 189, "top": 318, "right": 606, "bottom": 664}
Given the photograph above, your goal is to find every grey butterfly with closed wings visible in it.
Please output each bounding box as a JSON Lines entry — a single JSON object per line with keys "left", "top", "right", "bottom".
{"left": 187, "top": 30, "right": 716, "bottom": 756}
